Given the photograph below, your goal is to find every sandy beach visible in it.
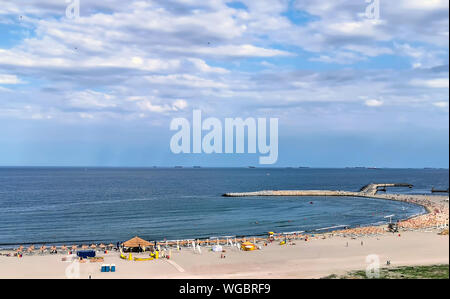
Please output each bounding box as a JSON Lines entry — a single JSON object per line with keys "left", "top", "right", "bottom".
{"left": 0, "top": 229, "right": 448, "bottom": 279}
{"left": 0, "top": 193, "right": 448, "bottom": 279}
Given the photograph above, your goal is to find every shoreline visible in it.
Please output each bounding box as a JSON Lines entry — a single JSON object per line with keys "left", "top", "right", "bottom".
{"left": 0, "top": 191, "right": 448, "bottom": 279}
{"left": 1, "top": 191, "right": 447, "bottom": 252}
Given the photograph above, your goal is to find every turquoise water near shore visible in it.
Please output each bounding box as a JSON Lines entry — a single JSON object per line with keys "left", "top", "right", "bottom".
{"left": 0, "top": 168, "right": 447, "bottom": 247}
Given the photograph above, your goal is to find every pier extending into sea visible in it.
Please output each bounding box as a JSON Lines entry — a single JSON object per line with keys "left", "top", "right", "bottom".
{"left": 223, "top": 183, "right": 414, "bottom": 197}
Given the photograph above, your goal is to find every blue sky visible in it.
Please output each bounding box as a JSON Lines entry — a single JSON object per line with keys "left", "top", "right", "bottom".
{"left": 0, "top": 0, "right": 448, "bottom": 167}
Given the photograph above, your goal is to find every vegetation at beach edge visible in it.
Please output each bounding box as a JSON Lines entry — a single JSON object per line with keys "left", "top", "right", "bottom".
{"left": 323, "top": 264, "right": 449, "bottom": 279}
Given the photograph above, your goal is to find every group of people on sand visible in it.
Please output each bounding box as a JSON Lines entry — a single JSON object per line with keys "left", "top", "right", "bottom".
{"left": 10, "top": 243, "right": 118, "bottom": 257}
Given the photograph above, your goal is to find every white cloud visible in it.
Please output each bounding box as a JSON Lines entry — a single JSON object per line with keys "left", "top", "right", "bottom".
{"left": 411, "top": 78, "right": 449, "bottom": 88}
{"left": 136, "top": 98, "right": 188, "bottom": 113}
{"left": 405, "top": 0, "right": 448, "bottom": 10}
{"left": 181, "top": 44, "right": 293, "bottom": 58}
{"left": 69, "top": 90, "right": 117, "bottom": 109}
{"left": 80, "top": 113, "right": 94, "bottom": 119}
{"left": 31, "top": 113, "right": 52, "bottom": 120}
{"left": 0, "top": 0, "right": 447, "bottom": 129}
{"left": 310, "top": 51, "right": 366, "bottom": 64}
{"left": 365, "top": 99, "right": 384, "bottom": 107}
{"left": 0, "top": 74, "right": 22, "bottom": 84}
{"left": 172, "top": 99, "right": 188, "bottom": 111}
{"left": 145, "top": 74, "right": 228, "bottom": 89}
{"left": 187, "top": 58, "right": 229, "bottom": 74}
{"left": 394, "top": 43, "right": 447, "bottom": 68}
{"left": 433, "top": 101, "right": 449, "bottom": 108}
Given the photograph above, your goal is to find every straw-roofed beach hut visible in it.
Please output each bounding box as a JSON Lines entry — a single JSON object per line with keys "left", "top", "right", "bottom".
{"left": 122, "top": 236, "right": 153, "bottom": 252}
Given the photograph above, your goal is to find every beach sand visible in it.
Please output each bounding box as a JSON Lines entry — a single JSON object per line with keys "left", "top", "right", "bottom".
{"left": 1, "top": 230, "right": 448, "bottom": 279}
{"left": 1, "top": 193, "right": 448, "bottom": 279}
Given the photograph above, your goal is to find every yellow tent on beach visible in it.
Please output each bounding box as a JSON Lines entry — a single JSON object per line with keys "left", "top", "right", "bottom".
{"left": 241, "top": 242, "right": 257, "bottom": 251}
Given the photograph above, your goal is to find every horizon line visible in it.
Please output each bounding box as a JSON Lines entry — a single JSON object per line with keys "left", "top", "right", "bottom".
{"left": 0, "top": 166, "right": 448, "bottom": 170}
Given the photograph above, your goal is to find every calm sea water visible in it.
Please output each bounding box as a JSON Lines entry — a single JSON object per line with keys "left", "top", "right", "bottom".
{"left": 0, "top": 168, "right": 448, "bottom": 247}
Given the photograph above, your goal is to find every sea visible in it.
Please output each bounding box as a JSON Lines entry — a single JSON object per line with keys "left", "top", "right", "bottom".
{"left": 0, "top": 167, "right": 448, "bottom": 248}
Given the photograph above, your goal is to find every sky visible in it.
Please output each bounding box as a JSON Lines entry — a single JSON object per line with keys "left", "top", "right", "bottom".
{"left": 0, "top": 0, "right": 448, "bottom": 168}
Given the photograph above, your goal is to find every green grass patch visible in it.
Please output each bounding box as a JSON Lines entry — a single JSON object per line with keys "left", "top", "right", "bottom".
{"left": 325, "top": 265, "right": 449, "bottom": 279}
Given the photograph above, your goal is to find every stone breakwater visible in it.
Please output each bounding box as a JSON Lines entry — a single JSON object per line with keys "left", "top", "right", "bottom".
{"left": 223, "top": 190, "right": 360, "bottom": 197}
{"left": 223, "top": 183, "right": 415, "bottom": 197}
